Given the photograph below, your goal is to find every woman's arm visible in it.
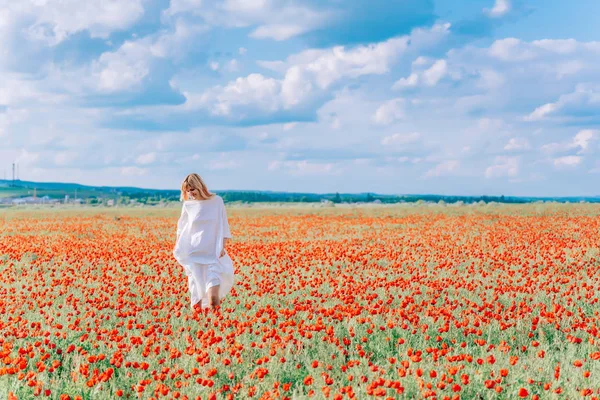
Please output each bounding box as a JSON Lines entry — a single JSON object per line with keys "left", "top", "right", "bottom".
{"left": 220, "top": 199, "right": 232, "bottom": 257}
{"left": 175, "top": 207, "right": 185, "bottom": 247}
{"left": 222, "top": 199, "right": 232, "bottom": 239}
{"left": 220, "top": 237, "right": 230, "bottom": 257}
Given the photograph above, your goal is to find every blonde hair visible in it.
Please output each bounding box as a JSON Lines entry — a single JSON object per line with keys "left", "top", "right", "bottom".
{"left": 180, "top": 173, "right": 215, "bottom": 201}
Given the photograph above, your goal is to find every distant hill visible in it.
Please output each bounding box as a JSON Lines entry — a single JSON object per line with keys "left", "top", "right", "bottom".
{"left": 1, "top": 179, "right": 599, "bottom": 204}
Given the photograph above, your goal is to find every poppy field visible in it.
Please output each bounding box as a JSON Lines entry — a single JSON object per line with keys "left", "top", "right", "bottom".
{"left": 1, "top": 203, "right": 600, "bottom": 399}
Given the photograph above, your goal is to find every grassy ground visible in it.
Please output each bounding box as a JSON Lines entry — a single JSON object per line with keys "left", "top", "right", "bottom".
{"left": 1, "top": 204, "right": 600, "bottom": 399}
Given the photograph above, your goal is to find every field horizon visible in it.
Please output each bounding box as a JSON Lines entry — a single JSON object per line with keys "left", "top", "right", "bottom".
{"left": 2, "top": 179, "right": 600, "bottom": 205}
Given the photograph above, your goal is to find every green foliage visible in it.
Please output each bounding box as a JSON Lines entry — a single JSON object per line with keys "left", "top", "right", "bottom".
{"left": 1, "top": 179, "right": 600, "bottom": 205}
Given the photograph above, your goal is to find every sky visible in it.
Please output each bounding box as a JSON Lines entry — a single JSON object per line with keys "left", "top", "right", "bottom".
{"left": 1, "top": 0, "right": 599, "bottom": 196}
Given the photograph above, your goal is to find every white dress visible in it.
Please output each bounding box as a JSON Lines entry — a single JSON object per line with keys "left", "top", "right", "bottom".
{"left": 173, "top": 195, "right": 235, "bottom": 309}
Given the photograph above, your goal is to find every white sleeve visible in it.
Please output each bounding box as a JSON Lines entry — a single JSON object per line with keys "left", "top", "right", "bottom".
{"left": 221, "top": 199, "right": 232, "bottom": 238}
{"left": 176, "top": 207, "right": 186, "bottom": 236}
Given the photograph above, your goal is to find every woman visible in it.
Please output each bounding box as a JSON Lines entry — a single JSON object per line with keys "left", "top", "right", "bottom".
{"left": 173, "top": 173, "right": 235, "bottom": 311}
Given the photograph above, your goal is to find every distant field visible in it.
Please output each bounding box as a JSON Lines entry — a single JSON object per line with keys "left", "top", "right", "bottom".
{"left": 1, "top": 204, "right": 600, "bottom": 399}
{"left": 0, "top": 188, "right": 26, "bottom": 198}
{"left": 0, "top": 187, "right": 96, "bottom": 199}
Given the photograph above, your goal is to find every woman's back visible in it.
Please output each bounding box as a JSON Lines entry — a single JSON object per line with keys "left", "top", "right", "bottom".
{"left": 174, "top": 195, "right": 225, "bottom": 265}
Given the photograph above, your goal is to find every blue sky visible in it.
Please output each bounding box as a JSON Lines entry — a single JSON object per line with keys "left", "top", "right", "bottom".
{"left": 1, "top": 0, "right": 599, "bottom": 196}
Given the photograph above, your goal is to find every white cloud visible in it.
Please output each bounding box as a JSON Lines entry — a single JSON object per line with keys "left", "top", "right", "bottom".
{"left": 407, "top": 22, "right": 451, "bottom": 50}
{"left": 0, "top": 115, "right": 6, "bottom": 137}
{"left": 1, "top": 16, "right": 207, "bottom": 106}
{"left": 178, "top": 23, "right": 449, "bottom": 118}
{"left": 488, "top": 38, "right": 600, "bottom": 63}
{"left": 280, "top": 34, "right": 411, "bottom": 88}
{"left": 373, "top": 98, "right": 406, "bottom": 125}
{"left": 412, "top": 56, "right": 432, "bottom": 67}
{"left": 383, "top": 156, "right": 411, "bottom": 164}
{"left": 524, "top": 103, "right": 558, "bottom": 122}
{"left": 572, "top": 129, "right": 598, "bottom": 153}
{"left": 250, "top": 24, "right": 308, "bottom": 41}
{"left": 540, "top": 142, "right": 566, "bottom": 155}
{"left": 525, "top": 84, "right": 600, "bottom": 122}
{"left": 54, "top": 152, "right": 76, "bottom": 166}
{"left": 280, "top": 66, "right": 315, "bottom": 108}
{"left": 381, "top": 132, "right": 421, "bottom": 146}
{"left": 556, "top": 60, "right": 584, "bottom": 79}
{"left": 393, "top": 59, "right": 448, "bottom": 89}
{"left": 0, "top": 72, "right": 71, "bottom": 106}
{"left": 104, "top": 154, "right": 116, "bottom": 164}
{"left": 476, "top": 69, "right": 505, "bottom": 89}
{"left": 384, "top": 36, "right": 600, "bottom": 129}
{"left": 89, "top": 19, "right": 206, "bottom": 93}
{"left": 393, "top": 73, "right": 419, "bottom": 89}
{"left": 189, "top": 32, "right": 411, "bottom": 114}
{"left": 485, "top": 156, "right": 519, "bottom": 178}
{"left": 477, "top": 118, "right": 506, "bottom": 131}
{"left": 533, "top": 39, "right": 582, "bottom": 54}
{"left": 191, "top": 73, "right": 282, "bottom": 116}
{"left": 248, "top": 5, "right": 329, "bottom": 41}
{"left": 226, "top": 59, "right": 240, "bottom": 72}
{"left": 94, "top": 41, "right": 151, "bottom": 92}
{"left": 540, "top": 130, "right": 598, "bottom": 155}
{"left": 268, "top": 160, "right": 341, "bottom": 175}
{"left": 352, "top": 158, "right": 371, "bottom": 166}
{"left": 553, "top": 155, "right": 581, "bottom": 167}
{"left": 425, "top": 160, "right": 459, "bottom": 177}
{"left": 163, "top": 0, "right": 202, "bottom": 17}
{"left": 15, "top": 149, "right": 40, "bottom": 166}
{"left": 422, "top": 60, "right": 448, "bottom": 86}
{"left": 209, "top": 153, "right": 240, "bottom": 170}
{"left": 0, "top": 107, "right": 31, "bottom": 137}
{"left": 283, "top": 122, "right": 297, "bottom": 131}
{"left": 135, "top": 152, "right": 157, "bottom": 165}
{"left": 121, "top": 166, "right": 148, "bottom": 176}
{"left": 330, "top": 116, "right": 341, "bottom": 130}
{"left": 424, "top": 37, "right": 600, "bottom": 121}
{"left": 164, "top": 0, "right": 328, "bottom": 41}
{"left": 257, "top": 132, "right": 269, "bottom": 141}
{"left": 6, "top": 18, "right": 207, "bottom": 98}
{"left": 3, "top": 0, "right": 144, "bottom": 46}
{"left": 210, "top": 160, "right": 239, "bottom": 170}
{"left": 489, "top": 38, "right": 536, "bottom": 62}
{"left": 5, "top": 4, "right": 600, "bottom": 197}
{"left": 504, "top": 137, "right": 530, "bottom": 151}
{"left": 485, "top": 0, "right": 512, "bottom": 18}
{"left": 149, "top": 19, "right": 208, "bottom": 60}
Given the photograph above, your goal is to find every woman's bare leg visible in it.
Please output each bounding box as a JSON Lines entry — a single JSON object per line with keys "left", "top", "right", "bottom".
{"left": 207, "top": 285, "right": 220, "bottom": 309}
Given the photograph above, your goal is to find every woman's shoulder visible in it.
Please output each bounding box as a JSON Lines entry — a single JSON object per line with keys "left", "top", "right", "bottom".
{"left": 199, "top": 194, "right": 223, "bottom": 207}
